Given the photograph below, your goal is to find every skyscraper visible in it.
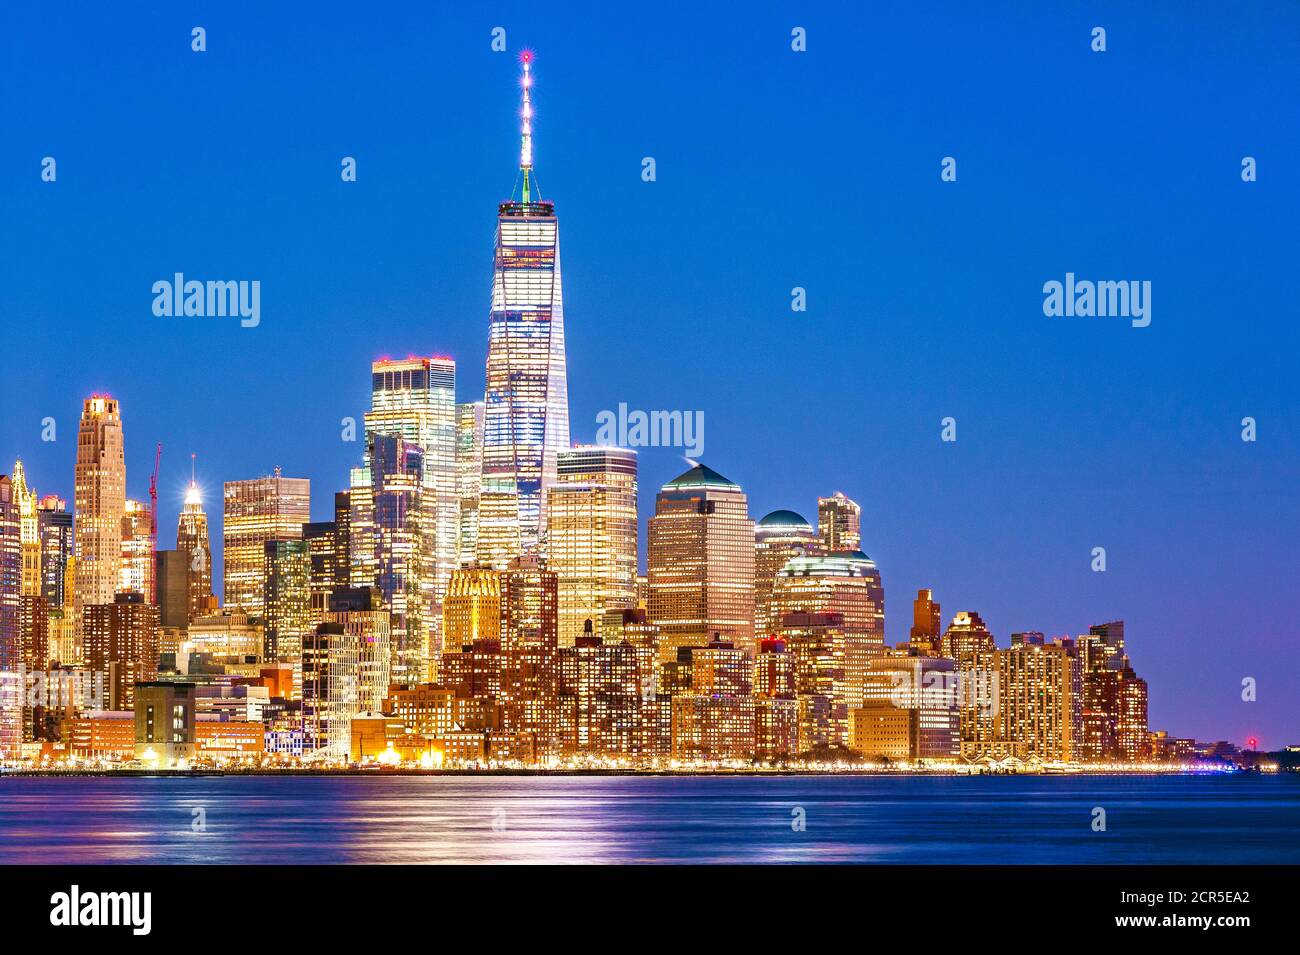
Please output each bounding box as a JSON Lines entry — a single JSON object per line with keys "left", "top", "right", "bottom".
{"left": 83, "top": 591, "right": 159, "bottom": 710}
{"left": 264, "top": 539, "right": 312, "bottom": 664}
{"left": 647, "top": 464, "right": 755, "bottom": 660}
{"left": 817, "top": 491, "right": 861, "bottom": 552}
{"left": 177, "top": 465, "right": 212, "bottom": 622}
{"left": 365, "top": 357, "right": 456, "bottom": 606}
{"left": 546, "top": 446, "right": 638, "bottom": 646}
{"left": 478, "top": 53, "right": 570, "bottom": 567}
{"left": 366, "top": 434, "right": 433, "bottom": 684}
{"left": 456, "top": 400, "right": 485, "bottom": 567}
{"left": 10, "top": 461, "right": 40, "bottom": 598}
{"left": 36, "top": 495, "right": 72, "bottom": 610}
{"left": 0, "top": 476, "right": 21, "bottom": 757}
{"left": 223, "top": 470, "right": 310, "bottom": 615}
{"left": 909, "top": 588, "right": 942, "bottom": 655}
{"left": 74, "top": 395, "right": 126, "bottom": 618}
{"left": 754, "top": 510, "right": 819, "bottom": 640}
{"left": 118, "top": 498, "right": 153, "bottom": 599}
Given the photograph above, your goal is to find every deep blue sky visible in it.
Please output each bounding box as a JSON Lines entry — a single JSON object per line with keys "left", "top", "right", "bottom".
{"left": 3, "top": 3, "right": 1297, "bottom": 746}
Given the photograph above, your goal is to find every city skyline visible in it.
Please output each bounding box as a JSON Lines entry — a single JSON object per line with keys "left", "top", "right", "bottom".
{"left": 4, "top": 5, "right": 1297, "bottom": 749}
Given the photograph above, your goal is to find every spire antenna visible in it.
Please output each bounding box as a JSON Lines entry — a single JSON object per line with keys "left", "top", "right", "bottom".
{"left": 519, "top": 50, "right": 534, "bottom": 203}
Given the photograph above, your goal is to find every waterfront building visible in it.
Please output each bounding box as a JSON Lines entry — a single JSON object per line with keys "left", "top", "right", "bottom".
{"left": 456, "top": 401, "right": 485, "bottom": 567}
{"left": 301, "top": 621, "right": 359, "bottom": 759}
{"left": 909, "top": 588, "right": 942, "bottom": 656}
{"left": 0, "top": 476, "right": 21, "bottom": 756}
{"left": 754, "top": 509, "right": 819, "bottom": 640}
{"left": 37, "top": 495, "right": 73, "bottom": 610}
{"left": 546, "top": 446, "right": 638, "bottom": 646}
{"left": 324, "top": 587, "right": 391, "bottom": 713}
{"left": 861, "top": 653, "right": 960, "bottom": 759}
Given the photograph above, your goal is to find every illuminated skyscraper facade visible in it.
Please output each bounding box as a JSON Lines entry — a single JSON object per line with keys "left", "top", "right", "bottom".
{"left": 754, "top": 510, "right": 819, "bottom": 640}
{"left": 478, "top": 53, "right": 570, "bottom": 568}
{"left": 37, "top": 495, "right": 72, "bottom": 610}
{"left": 817, "top": 491, "right": 861, "bottom": 552}
{"left": 647, "top": 464, "right": 756, "bottom": 661}
{"left": 10, "top": 462, "right": 40, "bottom": 598}
{"left": 546, "top": 446, "right": 638, "bottom": 646}
{"left": 456, "top": 401, "right": 485, "bottom": 567}
{"left": 74, "top": 395, "right": 126, "bottom": 617}
{"left": 177, "top": 475, "right": 212, "bottom": 622}
{"left": 223, "top": 471, "right": 311, "bottom": 615}
{"left": 366, "top": 434, "right": 433, "bottom": 685}
{"left": 0, "top": 476, "right": 20, "bottom": 757}
{"left": 119, "top": 498, "right": 152, "bottom": 599}
{"left": 365, "top": 357, "right": 456, "bottom": 606}
{"left": 264, "top": 539, "right": 312, "bottom": 664}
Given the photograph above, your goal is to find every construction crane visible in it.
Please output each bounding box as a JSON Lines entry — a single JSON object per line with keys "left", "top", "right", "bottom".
{"left": 149, "top": 442, "right": 162, "bottom": 604}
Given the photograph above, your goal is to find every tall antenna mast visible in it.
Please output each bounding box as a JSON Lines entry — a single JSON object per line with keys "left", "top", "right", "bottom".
{"left": 519, "top": 51, "right": 534, "bottom": 203}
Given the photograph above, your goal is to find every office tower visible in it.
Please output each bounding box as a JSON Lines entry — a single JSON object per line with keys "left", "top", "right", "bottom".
{"left": 154, "top": 549, "right": 190, "bottom": 630}
{"left": 223, "top": 470, "right": 310, "bottom": 615}
{"left": 83, "top": 592, "right": 159, "bottom": 710}
{"left": 443, "top": 566, "right": 503, "bottom": 649}
{"left": 778, "top": 611, "right": 850, "bottom": 750}
{"left": 478, "top": 54, "right": 570, "bottom": 567}
{"left": 456, "top": 401, "right": 485, "bottom": 567}
{"left": 365, "top": 357, "right": 456, "bottom": 606}
{"left": 500, "top": 556, "right": 561, "bottom": 753}
{"left": 572, "top": 631, "right": 661, "bottom": 758}
{"left": 302, "top": 621, "right": 359, "bottom": 759}
{"left": 994, "top": 633, "right": 1078, "bottom": 762}
{"left": 74, "top": 395, "right": 126, "bottom": 617}
{"left": 770, "top": 551, "right": 885, "bottom": 706}
{"left": 37, "top": 495, "right": 72, "bottom": 609}
{"left": 753, "top": 638, "right": 799, "bottom": 759}
{"left": 10, "top": 461, "right": 40, "bottom": 597}
{"left": 264, "top": 539, "right": 312, "bottom": 665}
{"left": 860, "top": 654, "right": 960, "bottom": 759}
{"left": 754, "top": 510, "right": 819, "bottom": 640}
{"left": 909, "top": 588, "right": 942, "bottom": 655}
{"left": 647, "top": 464, "right": 756, "bottom": 661}
{"left": 363, "top": 433, "right": 434, "bottom": 684}
{"left": 0, "top": 477, "right": 20, "bottom": 757}
{"left": 599, "top": 607, "right": 660, "bottom": 652}
{"left": 19, "top": 595, "right": 49, "bottom": 669}
{"left": 177, "top": 471, "right": 212, "bottom": 622}
{"left": 817, "top": 491, "right": 861, "bottom": 552}
{"left": 325, "top": 587, "right": 392, "bottom": 713}
{"left": 546, "top": 446, "right": 638, "bottom": 646}
{"left": 119, "top": 498, "right": 153, "bottom": 599}
{"left": 939, "top": 611, "right": 998, "bottom": 759}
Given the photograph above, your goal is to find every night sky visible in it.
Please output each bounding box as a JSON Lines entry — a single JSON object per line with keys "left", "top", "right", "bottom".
{"left": 3, "top": 2, "right": 1296, "bottom": 745}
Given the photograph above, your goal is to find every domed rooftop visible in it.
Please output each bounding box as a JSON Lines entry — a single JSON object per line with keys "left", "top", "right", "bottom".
{"left": 662, "top": 463, "right": 738, "bottom": 491}
{"left": 759, "top": 509, "right": 810, "bottom": 527}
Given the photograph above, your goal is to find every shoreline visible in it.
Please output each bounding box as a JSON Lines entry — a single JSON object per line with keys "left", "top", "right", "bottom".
{"left": 1, "top": 766, "right": 1249, "bottom": 779}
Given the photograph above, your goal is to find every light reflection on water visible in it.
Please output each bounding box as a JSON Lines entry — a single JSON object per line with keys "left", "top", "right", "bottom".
{"left": 1, "top": 774, "right": 1296, "bottom": 864}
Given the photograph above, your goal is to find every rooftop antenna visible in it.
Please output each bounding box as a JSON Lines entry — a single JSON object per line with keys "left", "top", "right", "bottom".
{"left": 519, "top": 50, "right": 534, "bottom": 203}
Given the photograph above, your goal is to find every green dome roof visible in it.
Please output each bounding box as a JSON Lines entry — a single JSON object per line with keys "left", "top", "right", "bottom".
{"left": 662, "top": 463, "right": 738, "bottom": 490}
